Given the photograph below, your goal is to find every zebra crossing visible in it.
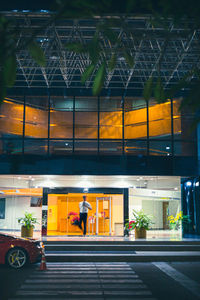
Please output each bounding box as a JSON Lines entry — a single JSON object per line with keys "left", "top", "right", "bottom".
{"left": 9, "top": 262, "right": 156, "bottom": 300}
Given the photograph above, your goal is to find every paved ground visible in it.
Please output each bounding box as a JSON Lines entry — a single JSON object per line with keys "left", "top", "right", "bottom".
{"left": 0, "top": 262, "right": 200, "bottom": 300}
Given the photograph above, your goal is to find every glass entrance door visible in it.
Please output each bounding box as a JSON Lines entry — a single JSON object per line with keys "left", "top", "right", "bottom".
{"left": 96, "top": 197, "right": 111, "bottom": 235}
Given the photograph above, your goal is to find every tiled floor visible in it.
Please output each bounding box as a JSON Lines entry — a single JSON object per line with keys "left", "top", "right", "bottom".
{"left": 2, "top": 230, "right": 200, "bottom": 242}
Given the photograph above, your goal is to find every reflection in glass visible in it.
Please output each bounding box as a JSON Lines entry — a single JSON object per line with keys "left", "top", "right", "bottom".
{"left": 149, "top": 140, "right": 172, "bottom": 156}
{"left": 174, "top": 141, "right": 197, "bottom": 156}
{"left": 74, "top": 140, "right": 97, "bottom": 153}
{"left": 125, "top": 98, "right": 147, "bottom": 139}
{"left": 50, "top": 111, "right": 73, "bottom": 138}
{"left": 125, "top": 139, "right": 147, "bottom": 155}
{"left": 50, "top": 140, "right": 72, "bottom": 155}
{"left": 25, "top": 96, "right": 48, "bottom": 138}
{"left": 149, "top": 99, "right": 171, "bottom": 138}
{"left": 0, "top": 99, "right": 24, "bottom": 137}
{"left": 99, "top": 140, "right": 122, "bottom": 154}
{"left": 24, "top": 139, "right": 48, "bottom": 155}
{"left": 75, "top": 112, "right": 98, "bottom": 139}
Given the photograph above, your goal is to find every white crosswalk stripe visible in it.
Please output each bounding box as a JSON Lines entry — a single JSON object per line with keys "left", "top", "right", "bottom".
{"left": 9, "top": 262, "right": 156, "bottom": 300}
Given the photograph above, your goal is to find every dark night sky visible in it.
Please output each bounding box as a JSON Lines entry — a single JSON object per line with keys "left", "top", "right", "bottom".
{"left": 0, "top": 0, "right": 53, "bottom": 11}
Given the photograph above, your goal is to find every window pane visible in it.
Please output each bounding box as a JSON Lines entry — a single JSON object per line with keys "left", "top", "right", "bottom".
{"left": 125, "top": 139, "right": 147, "bottom": 155}
{"left": 100, "top": 111, "right": 122, "bottom": 139}
{"left": 50, "top": 111, "right": 73, "bottom": 138}
{"left": 0, "top": 98, "right": 24, "bottom": 138}
{"left": 74, "top": 140, "right": 97, "bottom": 153}
{"left": 149, "top": 100, "right": 171, "bottom": 138}
{"left": 174, "top": 100, "right": 196, "bottom": 141}
{"left": 0, "top": 138, "right": 22, "bottom": 155}
{"left": 149, "top": 140, "right": 172, "bottom": 156}
{"left": 75, "top": 97, "right": 97, "bottom": 111}
{"left": 51, "top": 96, "right": 73, "bottom": 111}
{"left": 25, "top": 96, "right": 48, "bottom": 138}
{"left": 50, "top": 96, "right": 73, "bottom": 139}
{"left": 24, "top": 139, "right": 47, "bottom": 155}
{"left": 50, "top": 140, "right": 72, "bottom": 155}
{"left": 125, "top": 98, "right": 147, "bottom": 139}
{"left": 99, "top": 140, "right": 122, "bottom": 154}
{"left": 173, "top": 99, "right": 181, "bottom": 139}
{"left": 100, "top": 97, "right": 122, "bottom": 112}
{"left": 174, "top": 141, "right": 197, "bottom": 156}
{"left": 75, "top": 112, "right": 98, "bottom": 138}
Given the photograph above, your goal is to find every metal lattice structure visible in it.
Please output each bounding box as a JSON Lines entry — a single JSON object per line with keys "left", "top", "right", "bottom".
{"left": 5, "top": 11, "right": 200, "bottom": 90}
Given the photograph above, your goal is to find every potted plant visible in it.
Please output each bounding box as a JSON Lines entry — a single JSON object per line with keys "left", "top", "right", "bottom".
{"left": 125, "top": 209, "right": 153, "bottom": 239}
{"left": 168, "top": 211, "right": 191, "bottom": 231}
{"left": 18, "top": 212, "right": 38, "bottom": 238}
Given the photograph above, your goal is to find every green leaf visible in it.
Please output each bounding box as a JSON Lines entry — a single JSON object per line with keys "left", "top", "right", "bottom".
{"left": 97, "top": 23, "right": 118, "bottom": 44}
{"left": 3, "top": 54, "right": 16, "bottom": 86}
{"left": 81, "top": 63, "right": 95, "bottom": 84}
{"left": 154, "top": 77, "right": 165, "bottom": 103}
{"left": 166, "top": 70, "right": 194, "bottom": 100}
{"left": 0, "top": 71, "right": 7, "bottom": 103}
{"left": 92, "top": 63, "right": 106, "bottom": 96}
{"left": 126, "top": 0, "right": 137, "bottom": 12}
{"left": 88, "top": 34, "right": 100, "bottom": 64}
{"left": 143, "top": 76, "right": 153, "bottom": 101}
{"left": 108, "top": 53, "right": 117, "bottom": 72}
{"left": 123, "top": 49, "right": 134, "bottom": 68}
{"left": 65, "top": 42, "right": 87, "bottom": 53}
{"left": 28, "top": 41, "right": 46, "bottom": 67}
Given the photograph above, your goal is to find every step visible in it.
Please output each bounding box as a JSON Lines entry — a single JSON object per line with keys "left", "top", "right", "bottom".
{"left": 44, "top": 243, "right": 200, "bottom": 252}
{"left": 43, "top": 240, "right": 200, "bottom": 246}
{"left": 44, "top": 251, "right": 200, "bottom": 262}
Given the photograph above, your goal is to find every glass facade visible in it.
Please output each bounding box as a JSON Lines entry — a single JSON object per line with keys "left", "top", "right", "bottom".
{"left": 0, "top": 175, "right": 181, "bottom": 239}
{"left": 0, "top": 96, "right": 197, "bottom": 157}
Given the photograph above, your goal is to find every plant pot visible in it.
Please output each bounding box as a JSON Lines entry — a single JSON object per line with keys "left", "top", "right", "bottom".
{"left": 21, "top": 226, "right": 34, "bottom": 238}
{"left": 135, "top": 228, "right": 146, "bottom": 239}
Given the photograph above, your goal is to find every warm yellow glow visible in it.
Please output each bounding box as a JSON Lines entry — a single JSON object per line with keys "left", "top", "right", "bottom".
{"left": 1, "top": 188, "right": 42, "bottom": 196}
{"left": 47, "top": 193, "right": 123, "bottom": 236}
{"left": 0, "top": 98, "right": 181, "bottom": 140}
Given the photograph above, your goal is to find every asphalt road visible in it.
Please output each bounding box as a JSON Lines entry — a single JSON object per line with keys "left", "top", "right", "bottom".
{"left": 0, "top": 262, "right": 200, "bottom": 300}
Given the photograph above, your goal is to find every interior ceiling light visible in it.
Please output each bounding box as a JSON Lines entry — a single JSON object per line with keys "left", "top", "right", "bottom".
{"left": 78, "top": 181, "right": 93, "bottom": 188}
{"left": 40, "top": 180, "right": 55, "bottom": 188}
{"left": 116, "top": 181, "right": 130, "bottom": 188}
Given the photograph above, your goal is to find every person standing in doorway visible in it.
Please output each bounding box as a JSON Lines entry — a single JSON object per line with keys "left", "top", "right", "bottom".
{"left": 79, "top": 195, "right": 92, "bottom": 236}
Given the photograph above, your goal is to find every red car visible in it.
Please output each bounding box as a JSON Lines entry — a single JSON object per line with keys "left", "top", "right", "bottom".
{"left": 0, "top": 233, "right": 43, "bottom": 268}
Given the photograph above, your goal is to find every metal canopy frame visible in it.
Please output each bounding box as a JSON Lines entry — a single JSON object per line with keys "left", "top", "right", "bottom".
{"left": 5, "top": 12, "right": 200, "bottom": 91}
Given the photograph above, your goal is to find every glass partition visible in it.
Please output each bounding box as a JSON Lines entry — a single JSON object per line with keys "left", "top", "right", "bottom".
{"left": 149, "top": 99, "right": 171, "bottom": 138}
{"left": 0, "top": 95, "right": 197, "bottom": 157}
{"left": 25, "top": 96, "right": 48, "bottom": 138}
{"left": 47, "top": 193, "right": 123, "bottom": 236}
{"left": 0, "top": 99, "right": 24, "bottom": 138}
{"left": 125, "top": 98, "right": 147, "bottom": 139}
